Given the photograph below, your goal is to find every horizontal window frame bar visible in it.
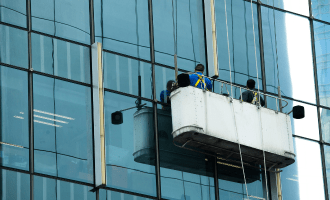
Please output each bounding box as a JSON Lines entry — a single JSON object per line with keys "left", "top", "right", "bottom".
{"left": 0, "top": 21, "right": 28, "bottom": 31}
{"left": 104, "top": 88, "right": 154, "bottom": 102}
{"left": 31, "top": 30, "right": 90, "bottom": 47}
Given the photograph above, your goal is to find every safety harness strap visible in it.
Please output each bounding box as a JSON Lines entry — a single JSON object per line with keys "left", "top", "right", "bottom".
{"left": 194, "top": 74, "right": 208, "bottom": 91}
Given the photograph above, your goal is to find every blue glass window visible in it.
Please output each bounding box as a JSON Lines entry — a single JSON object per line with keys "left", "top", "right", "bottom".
{"left": 312, "top": 0, "right": 330, "bottom": 22}
{"left": 99, "top": 189, "right": 153, "bottom": 200}
{"left": 31, "top": 0, "right": 90, "bottom": 44}
{"left": 153, "top": 0, "right": 206, "bottom": 71}
{"left": 32, "top": 33, "right": 91, "bottom": 83}
{"left": 262, "top": 8, "right": 315, "bottom": 103}
{"left": 103, "top": 52, "right": 153, "bottom": 99}
{"left": 215, "top": 0, "right": 262, "bottom": 88}
{"left": 104, "top": 92, "right": 156, "bottom": 196}
{"left": 261, "top": 0, "right": 309, "bottom": 16}
{"left": 34, "top": 176, "right": 95, "bottom": 200}
{"left": 0, "top": 66, "right": 29, "bottom": 171}
{"left": 0, "top": 0, "right": 27, "bottom": 27}
{"left": 321, "top": 107, "right": 330, "bottom": 143}
{"left": 0, "top": 169, "right": 30, "bottom": 200}
{"left": 33, "top": 75, "right": 93, "bottom": 183}
{"left": 0, "top": 25, "right": 28, "bottom": 68}
{"left": 94, "top": 0, "right": 150, "bottom": 60}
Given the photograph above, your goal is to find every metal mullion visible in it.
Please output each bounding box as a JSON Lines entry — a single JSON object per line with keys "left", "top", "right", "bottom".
{"left": 0, "top": 21, "right": 28, "bottom": 31}
{"left": 256, "top": 1, "right": 267, "bottom": 108}
{"left": 103, "top": 186, "right": 158, "bottom": 200}
{"left": 309, "top": 0, "right": 329, "bottom": 199}
{"left": 32, "top": 71, "right": 92, "bottom": 87}
{"left": 104, "top": 88, "right": 153, "bottom": 103}
{"left": 0, "top": 62, "right": 30, "bottom": 72}
{"left": 293, "top": 135, "right": 323, "bottom": 144}
{"left": 33, "top": 172, "right": 94, "bottom": 187}
{"left": 148, "top": 0, "right": 161, "bottom": 199}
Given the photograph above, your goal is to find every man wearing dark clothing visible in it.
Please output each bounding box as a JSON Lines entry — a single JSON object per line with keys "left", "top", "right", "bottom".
{"left": 240, "top": 79, "right": 265, "bottom": 107}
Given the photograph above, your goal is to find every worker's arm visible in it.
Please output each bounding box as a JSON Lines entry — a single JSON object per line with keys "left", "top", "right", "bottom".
{"left": 260, "top": 95, "right": 265, "bottom": 107}
{"left": 206, "top": 79, "right": 212, "bottom": 91}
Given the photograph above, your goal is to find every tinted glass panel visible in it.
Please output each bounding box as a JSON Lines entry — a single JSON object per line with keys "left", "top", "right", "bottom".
{"left": 267, "top": 98, "right": 319, "bottom": 140}
{"left": 34, "top": 176, "right": 95, "bottom": 200}
{"left": 99, "top": 189, "right": 153, "bottom": 200}
{"left": 104, "top": 92, "right": 156, "bottom": 196}
{"left": 0, "top": 25, "right": 28, "bottom": 68}
{"left": 32, "top": 33, "right": 91, "bottom": 83}
{"left": 215, "top": 0, "right": 262, "bottom": 88}
{"left": 261, "top": 0, "right": 309, "bottom": 16}
{"left": 33, "top": 75, "right": 93, "bottom": 183}
{"left": 0, "top": 0, "right": 27, "bottom": 27}
{"left": 153, "top": 0, "right": 206, "bottom": 71}
{"left": 262, "top": 8, "right": 315, "bottom": 103}
{"left": 31, "top": 0, "right": 90, "bottom": 44}
{"left": 0, "top": 169, "right": 30, "bottom": 200}
{"left": 312, "top": 0, "right": 330, "bottom": 22}
{"left": 0, "top": 66, "right": 29, "bottom": 170}
{"left": 314, "top": 21, "right": 330, "bottom": 108}
{"left": 321, "top": 107, "right": 330, "bottom": 143}
{"left": 103, "top": 52, "right": 152, "bottom": 99}
{"left": 324, "top": 144, "right": 330, "bottom": 198}
{"left": 94, "top": 0, "right": 150, "bottom": 60}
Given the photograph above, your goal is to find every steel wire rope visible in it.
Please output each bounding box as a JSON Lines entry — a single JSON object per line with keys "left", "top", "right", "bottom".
{"left": 223, "top": 0, "right": 250, "bottom": 198}
{"left": 272, "top": 0, "right": 281, "bottom": 97}
{"left": 188, "top": 0, "right": 197, "bottom": 66}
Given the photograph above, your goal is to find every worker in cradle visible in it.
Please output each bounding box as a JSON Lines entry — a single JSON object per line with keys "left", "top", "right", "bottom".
{"left": 189, "top": 64, "right": 212, "bottom": 91}
{"left": 240, "top": 79, "right": 265, "bottom": 106}
{"left": 160, "top": 80, "right": 175, "bottom": 110}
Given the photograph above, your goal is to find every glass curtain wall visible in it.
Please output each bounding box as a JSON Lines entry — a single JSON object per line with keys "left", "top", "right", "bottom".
{"left": 1, "top": 0, "right": 330, "bottom": 200}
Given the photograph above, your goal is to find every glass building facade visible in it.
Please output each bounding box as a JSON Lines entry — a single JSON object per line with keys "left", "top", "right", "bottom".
{"left": 0, "top": 0, "right": 329, "bottom": 200}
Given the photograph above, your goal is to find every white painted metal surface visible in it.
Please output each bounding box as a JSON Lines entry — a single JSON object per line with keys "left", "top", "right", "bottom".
{"left": 170, "top": 86, "right": 295, "bottom": 168}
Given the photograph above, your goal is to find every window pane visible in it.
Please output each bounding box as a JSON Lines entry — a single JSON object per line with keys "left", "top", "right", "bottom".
{"left": 312, "top": 0, "right": 330, "bottom": 23}
{"left": 324, "top": 144, "right": 330, "bottom": 198}
{"left": 0, "top": 66, "right": 29, "bottom": 170}
{"left": 34, "top": 176, "right": 95, "bottom": 200}
{"left": 94, "top": 0, "right": 150, "bottom": 60}
{"left": 99, "top": 189, "right": 153, "bottom": 200}
{"left": 104, "top": 92, "right": 156, "bottom": 196}
{"left": 267, "top": 97, "right": 319, "bottom": 140}
{"left": 321, "top": 107, "right": 330, "bottom": 143}
{"left": 103, "top": 52, "right": 152, "bottom": 99}
{"left": 31, "top": 0, "right": 90, "bottom": 44}
{"left": 215, "top": 0, "right": 262, "bottom": 88}
{"left": 261, "top": 0, "right": 309, "bottom": 16}
{"left": 33, "top": 75, "right": 93, "bottom": 183}
{"left": 0, "top": 25, "right": 28, "bottom": 68}
{"left": 0, "top": 169, "right": 30, "bottom": 200}
{"left": 153, "top": 0, "right": 206, "bottom": 71}
{"left": 32, "top": 33, "right": 91, "bottom": 84}
{"left": 314, "top": 21, "right": 330, "bottom": 108}
{"left": 262, "top": 8, "right": 315, "bottom": 103}
{"left": 0, "top": 0, "right": 27, "bottom": 27}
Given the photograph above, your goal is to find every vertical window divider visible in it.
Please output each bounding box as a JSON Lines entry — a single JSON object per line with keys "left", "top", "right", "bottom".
{"left": 148, "top": 0, "right": 161, "bottom": 199}
{"left": 27, "top": 0, "right": 34, "bottom": 199}
{"left": 308, "top": 0, "right": 329, "bottom": 199}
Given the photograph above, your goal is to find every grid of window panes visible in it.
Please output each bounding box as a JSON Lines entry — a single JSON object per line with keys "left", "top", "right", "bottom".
{"left": 1, "top": 0, "right": 330, "bottom": 200}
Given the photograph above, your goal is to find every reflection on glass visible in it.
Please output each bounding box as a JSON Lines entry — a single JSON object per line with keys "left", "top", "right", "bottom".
{"left": 324, "top": 145, "right": 330, "bottom": 198}
{"left": 267, "top": 97, "right": 319, "bottom": 140}
{"left": 94, "top": 0, "right": 150, "bottom": 60}
{"left": 215, "top": 0, "right": 262, "bottom": 88}
{"left": 0, "top": 169, "right": 30, "bottom": 200}
{"left": 34, "top": 176, "right": 95, "bottom": 200}
{"left": 312, "top": 0, "right": 330, "bottom": 22}
{"left": 0, "top": 0, "right": 27, "bottom": 27}
{"left": 321, "top": 108, "right": 330, "bottom": 143}
{"left": 104, "top": 92, "right": 156, "bottom": 196}
{"left": 0, "top": 66, "right": 29, "bottom": 170}
{"left": 261, "top": 0, "right": 309, "bottom": 16}
{"left": 262, "top": 8, "right": 315, "bottom": 103}
{"left": 294, "top": 138, "right": 325, "bottom": 200}
{"left": 155, "top": 65, "right": 177, "bottom": 103}
{"left": 33, "top": 74, "right": 93, "bottom": 183}
{"left": 0, "top": 25, "right": 28, "bottom": 68}
{"left": 99, "top": 189, "right": 153, "bottom": 200}
{"left": 314, "top": 21, "right": 330, "bottom": 108}
{"left": 103, "top": 52, "right": 152, "bottom": 99}
{"left": 32, "top": 33, "right": 91, "bottom": 83}
{"left": 155, "top": 104, "right": 215, "bottom": 200}
{"left": 153, "top": 0, "right": 206, "bottom": 71}
{"left": 31, "top": 0, "right": 90, "bottom": 44}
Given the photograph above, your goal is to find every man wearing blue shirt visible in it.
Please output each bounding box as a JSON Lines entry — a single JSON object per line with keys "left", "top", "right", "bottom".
{"left": 189, "top": 64, "right": 212, "bottom": 91}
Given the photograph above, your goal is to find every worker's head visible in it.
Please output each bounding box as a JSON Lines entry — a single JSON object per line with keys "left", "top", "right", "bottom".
{"left": 195, "top": 64, "right": 204, "bottom": 73}
{"left": 247, "top": 79, "right": 255, "bottom": 89}
{"left": 167, "top": 80, "right": 175, "bottom": 91}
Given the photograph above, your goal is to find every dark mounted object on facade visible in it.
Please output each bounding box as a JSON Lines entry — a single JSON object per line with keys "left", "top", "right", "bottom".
{"left": 177, "top": 73, "right": 190, "bottom": 87}
{"left": 111, "top": 111, "right": 123, "bottom": 124}
{"left": 291, "top": 105, "right": 305, "bottom": 119}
